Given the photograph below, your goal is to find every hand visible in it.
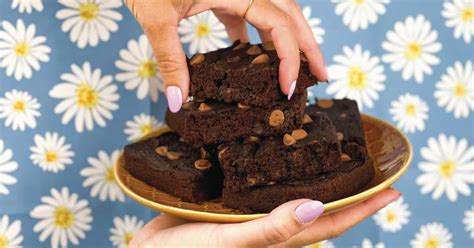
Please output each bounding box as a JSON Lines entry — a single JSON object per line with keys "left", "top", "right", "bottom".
{"left": 129, "top": 188, "right": 400, "bottom": 248}
{"left": 125, "top": 0, "right": 328, "bottom": 113}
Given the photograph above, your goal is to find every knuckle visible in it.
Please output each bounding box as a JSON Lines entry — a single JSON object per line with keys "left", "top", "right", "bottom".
{"left": 263, "top": 219, "right": 295, "bottom": 244}
{"left": 156, "top": 57, "right": 183, "bottom": 76}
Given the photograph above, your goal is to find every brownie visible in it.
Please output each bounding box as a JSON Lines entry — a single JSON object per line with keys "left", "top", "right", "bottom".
{"left": 218, "top": 111, "right": 341, "bottom": 192}
{"left": 222, "top": 157, "right": 375, "bottom": 213}
{"left": 165, "top": 91, "right": 307, "bottom": 147}
{"left": 188, "top": 40, "right": 320, "bottom": 107}
{"left": 307, "top": 99, "right": 367, "bottom": 161}
{"left": 123, "top": 132, "right": 223, "bottom": 203}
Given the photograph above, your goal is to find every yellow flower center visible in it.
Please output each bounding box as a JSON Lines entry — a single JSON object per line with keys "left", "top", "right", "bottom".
{"left": 76, "top": 84, "right": 98, "bottom": 109}
{"left": 385, "top": 210, "right": 396, "bottom": 223}
{"left": 195, "top": 23, "right": 210, "bottom": 38}
{"left": 353, "top": 0, "right": 365, "bottom": 5}
{"left": 347, "top": 66, "right": 367, "bottom": 90}
{"left": 405, "top": 42, "right": 422, "bottom": 60}
{"left": 14, "top": 42, "right": 29, "bottom": 57}
{"left": 308, "top": 243, "right": 321, "bottom": 248}
{"left": 105, "top": 167, "right": 115, "bottom": 182}
{"left": 123, "top": 232, "right": 134, "bottom": 246}
{"left": 461, "top": 8, "right": 474, "bottom": 21}
{"left": 439, "top": 160, "right": 455, "bottom": 178}
{"left": 54, "top": 206, "right": 74, "bottom": 228}
{"left": 0, "top": 235, "right": 8, "bottom": 248}
{"left": 454, "top": 83, "right": 467, "bottom": 97}
{"left": 12, "top": 100, "right": 25, "bottom": 112}
{"left": 138, "top": 60, "right": 157, "bottom": 79}
{"left": 79, "top": 3, "right": 100, "bottom": 21}
{"left": 45, "top": 150, "right": 58, "bottom": 163}
{"left": 424, "top": 237, "right": 438, "bottom": 248}
{"left": 405, "top": 103, "right": 417, "bottom": 116}
{"left": 140, "top": 123, "right": 152, "bottom": 135}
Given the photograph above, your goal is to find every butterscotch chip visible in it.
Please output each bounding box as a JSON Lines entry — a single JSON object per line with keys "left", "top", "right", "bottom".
{"left": 336, "top": 132, "right": 344, "bottom": 141}
{"left": 155, "top": 146, "right": 168, "bottom": 156}
{"left": 246, "top": 45, "right": 262, "bottom": 55}
{"left": 340, "top": 113, "right": 348, "bottom": 118}
{"left": 317, "top": 99, "right": 334, "bottom": 109}
{"left": 269, "top": 109, "right": 285, "bottom": 127}
{"left": 246, "top": 136, "right": 259, "bottom": 142}
{"left": 291, "top": 129, "right": 308, "bottom": 140}
{"left": 341, "top": 154, "right": 351, "bottom": 161}
{"left": 283, "top": 134, "right": 296, "bottom": 146}
{"left": 167, "top": 151, "right": 181, "bottom": 160}
{"left": 198, "top": 103, "right": 212, "bottom": 112}
{"left": 300, "top": 53, "right": 308, "bottom": 62}
{"left": 251, "top": 54, "right": 270, "bottom": 64}
{"left": 218, "top": 147, "right": 228, "bottom": 160}
{"left": 194, "top": 159, "right": 212, "bottom": 171}
{"left": 302, "top": 114, "right": 313, "bottom": 124}
{"left": 262, "top": 40, "right": 275, "bottom": 51}
{"left": 238, "top": 103, "right": 250, "bottom": 109}
{"left": 190, "top": 53, "right": 205, "bottom": 65}
{"left": 179, "top": 137, "right": 185, "bottom": 142}
{"left": 200, "top": 147, "right": 209, "bottom": 159}
{"left": 247, "top": 177, "right": 257, "bottom": 186}
{"left": 182, "top": 102, "right": 193, "bottom": 110}
{"left": 232, "top": 42, "right": 247, "bottom": 50}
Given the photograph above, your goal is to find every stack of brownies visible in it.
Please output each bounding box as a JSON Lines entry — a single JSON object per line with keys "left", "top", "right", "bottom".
{"left": 123, "top": 41, "right": 374, "bottom": 213}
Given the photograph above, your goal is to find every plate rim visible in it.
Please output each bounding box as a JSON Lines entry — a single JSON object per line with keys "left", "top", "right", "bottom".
{"left": 114, "top": 114, "right": 413, "bottom": 222}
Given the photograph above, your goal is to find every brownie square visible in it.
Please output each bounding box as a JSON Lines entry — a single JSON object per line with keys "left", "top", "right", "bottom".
{"left": 218, "top": 111, "right": 342, "bottom": 192}
{"left": 123, "top": 132, "right": 223, "bottom": 203}
{"left": 165, "top": 91, "right": 307, "bottom": 147}
{"left": 188, "top": 40, "right": 319, "bottom": 106}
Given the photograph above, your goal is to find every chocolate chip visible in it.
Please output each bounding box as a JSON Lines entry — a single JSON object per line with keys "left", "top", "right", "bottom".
{"left": 190, "top": 53, "right": 205, "bottom": 65}
{"left": 336, "top": 132, "right": 344, "bottom": 141}
{"left": 300, "top": 53, "right": 308, "bottom": 62}
{"left": 155, "top": 146, "right": 168, "bottom": 157}
{"left": 198, "top": 103, "right": 212, "bottom": 112}
{"left": 167, "top": 151, "right": 181, "bottom": 160}
{"left": 238, "top": 103, "right": 250, "bottom": 109}
{"left": 182, "top": 102, "right": 193, "bottom": 110}
{"left": 200, "top": 147, "right": 209, "bottom": 159}
{"left": 246, "top": 45, "right": 262, "bottom": 55}
{"left": 262, "top": 41, "right": 275, "bottom": 51}
{"left": 302, "top": 114, "right": 313, "bottom": 124}
{"left": 253, "top": 125, "right": 264, "bottom": 135}
{"left": 317, "top": 99, "right": 334, "bottom": 109}
{"left": 340, "top": 113, "right": 348, "bottom": 118}
{"left": 194, "top": 159, "right": 211, "bottom": 171}
{"left": 269, "top": 109, "right": 285, "bottom": 127}
{"left": 341, "top": 154, "right": 351, "bottom": 161}
{"left": 291, "top": 129, "right": 308, "bottom": 140}
{"left": 283, "top": 134, "right": 296, "bottom": 146}
{"left": 179, "top": 137, "right": 185, "bottom": 142}
{"left": 251, "top": 54, "right": 270, "bottom": 64}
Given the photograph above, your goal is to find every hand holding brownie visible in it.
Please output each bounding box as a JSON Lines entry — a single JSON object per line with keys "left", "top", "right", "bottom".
{"left": 125, "top": 0, "right": 328, "bottom": 113}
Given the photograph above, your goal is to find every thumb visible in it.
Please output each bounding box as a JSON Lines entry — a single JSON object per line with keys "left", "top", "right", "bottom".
{"left": 220, "top": 199, "right": 324, "bottom": 247}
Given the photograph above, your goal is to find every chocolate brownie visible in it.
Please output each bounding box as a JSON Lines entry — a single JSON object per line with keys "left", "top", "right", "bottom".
{"left": 218, "top": 111, "right": 341, "bottom": 192}
{"left": 165, "top": 91, "right": 307, "bottom": 147}
{"left": 222, "top": 157, "right": 374, "bottom": 213}
{"left": 188, "top": 40, "right": 320, "bottom": 106}
{"left": 307, "top": 99, "right": 367, "bottom": 161}
{"left": 123, "top": 132, "right": 223, "bottom": 203}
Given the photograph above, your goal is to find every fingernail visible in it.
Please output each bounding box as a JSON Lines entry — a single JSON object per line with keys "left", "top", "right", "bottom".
{"left": 166, "top": 86, "right": 183, "bottom": 113}
{"left": 295, "top": 200, "right": 324, "bottom": 224}
{"left": 288, "top": 80, "right": 296, "bottom": 100}
{"left": 324, "top": 67, "right": 330, "bottom": 83}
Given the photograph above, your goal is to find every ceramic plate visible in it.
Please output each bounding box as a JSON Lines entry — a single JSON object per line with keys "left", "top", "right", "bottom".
{"left": 115, "top": 114, "right": 412, "bottom": 223}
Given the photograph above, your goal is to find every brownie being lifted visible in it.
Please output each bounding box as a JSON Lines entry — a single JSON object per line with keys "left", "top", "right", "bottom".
{"left": 188, "top": 40, "right": 319, "bottom": 107}
{"left": 166, "top": 92, "right": 307, "bottom": 147}
{"left": 123, "top": 132, "right": 223, "bottom": 203}
{"left": 218, "top": 111, "right": 342, "bottom": 192}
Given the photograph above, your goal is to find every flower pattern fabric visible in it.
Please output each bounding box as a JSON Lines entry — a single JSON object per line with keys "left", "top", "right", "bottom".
{"left": 0, "top": 1, "right": 472, "bottom": 247}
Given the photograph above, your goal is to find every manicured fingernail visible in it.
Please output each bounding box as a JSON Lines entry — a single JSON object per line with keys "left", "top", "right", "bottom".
{"left": 295, "top": 200, "right": 324, "bottom": 224}
{"left": 166, "top": 86, "right": 183, "bottom": 113}
{"left": 324, "top": 67, "right": 330, "bottom": 83}
{"left": 288, "top": 80, "right": 296, "bottom": 100}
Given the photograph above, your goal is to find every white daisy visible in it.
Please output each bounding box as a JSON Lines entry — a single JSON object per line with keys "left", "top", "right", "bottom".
{"left": 389, "top": 93, "right": 429, "bottom": 133}
{"left": 0, "top": 89, "right": 40, "bottom": 131}
{"left": 360, "top": 238, "right": 385, "bottom": 248}
{"left": 434, "top": 60, "right": 474, "bottom": 119}
{"left": 442, "top": 0, "right": 474, "bottom": 43}
{"left": 306, "top": 86, "right": 317, "bottom": 106}
{"left": 0, "top": 140, "right": 18, "bottom": 195}
{"left": 326, "top": 44, "right": 386, "bottom": 110}
{"left": 332, "top": 0, "right": 390, "bottom": 32}
{"left": 124, "top": 113, "right": 163, "bottom": 142}
{"left": 178, "top": 10, "right": 228, "bottom": 54}
{"left": 49, "top": 62, "right": 120, "bottom": 133}
{"left": 115, "top": 35, "right": 163, "bottom": 102}
{"left": 0, "top": 19, "right": 51, "bottom": 80}
{"left": 382, "top": 15, "right": 442, "bottom": 83}
{"left": 109, "top": 215, "right": 144, "bottom": 248}
{"left": 0, "top": 215, "right": 23, "bottom": 248}
{"left": 29, "top": 132, "right": 75, "bottom": 173}
{"left": 80, "top": 150, "right": 125, "bottom": 202}
{"left": 464, "top": 206, "right": 474, "bottom": 238}
{"left": 11, "top": 0, "right": 43, "bottom": 14}
{"left": 411, "top": 222, "right": 453, "bottom": 248}
{"left": 416, "top": 134, "right": 474, "bottom": 202}
{"left": 56, "top": 0, "right": 123, "bottom": 48}
{"left": 302, "top": 6, "right": 325, "bottom": 44}
{"left": 30, "top": 187, "right": 93, "bottom": 248}
{"left": 303, "top": 240, "right": 335, "bottom": 248}
{"left": 373, "top": 196, "right": 411, "bottom": 233}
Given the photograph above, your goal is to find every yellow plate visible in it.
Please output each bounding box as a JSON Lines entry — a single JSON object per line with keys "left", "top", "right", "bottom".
{"left": 115, "top": 114, "right": 412, "bottom": 223}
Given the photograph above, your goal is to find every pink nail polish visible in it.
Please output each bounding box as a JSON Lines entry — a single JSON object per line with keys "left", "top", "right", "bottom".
{"left": 295, "top": 200, "right": 324, "bottom": 224}
{"left": 288, "top": 80, "right": 296, "bottom": 100}
{"left": 166, "top": 86, "right": 183, "bottom": 113}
